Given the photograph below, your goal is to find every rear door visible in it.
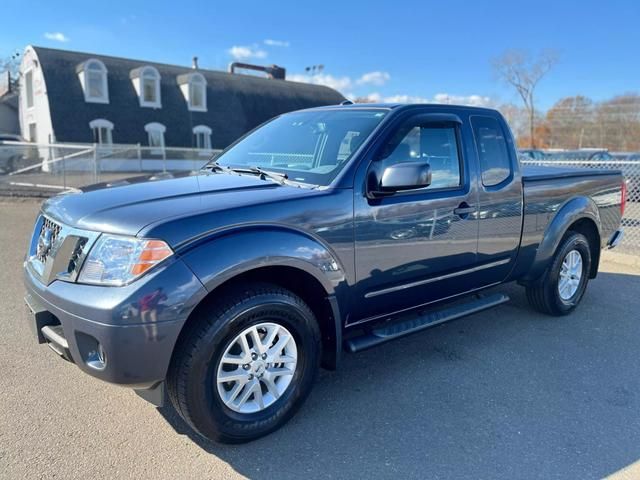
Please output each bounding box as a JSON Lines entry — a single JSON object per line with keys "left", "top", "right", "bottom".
{"left": 351, "top": 112, "right": 480, "bottom": 322}
{"left": 470, "top": 114, "right": 524, "bottom": 284}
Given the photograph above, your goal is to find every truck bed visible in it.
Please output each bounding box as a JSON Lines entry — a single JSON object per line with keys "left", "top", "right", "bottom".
{"left": 522, "top": 164, "right": 621, "bottom": 182}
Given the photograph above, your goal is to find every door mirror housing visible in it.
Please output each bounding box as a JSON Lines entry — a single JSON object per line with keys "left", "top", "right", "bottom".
{"left": 378, "top": 161, "right": 432, "bottom": 193}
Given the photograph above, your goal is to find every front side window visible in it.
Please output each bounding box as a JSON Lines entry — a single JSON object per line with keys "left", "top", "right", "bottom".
{"left": 89, "top": 119, "right": 113, "bottom": 145}
{"left": 25, "top": 70, "right": 34, "bottom": 108}
{"left": 80, "top": 59, "right": 109, "bottom": 103}
{"left": 471, "top": 116, "right": 512, "bottom": 187}
{"left": 377, "top": 124, "right": 462, "bottom": 190}
{"left": 213, "top": 109, "right": 388, "bottom": 186}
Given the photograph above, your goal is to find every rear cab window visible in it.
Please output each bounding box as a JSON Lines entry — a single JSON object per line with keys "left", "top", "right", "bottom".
{"left": 471, "top": 116, "right": 512, "bottom": 187}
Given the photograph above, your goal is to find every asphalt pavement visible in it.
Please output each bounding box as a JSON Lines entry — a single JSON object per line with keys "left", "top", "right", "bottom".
{"left": 1, "top": 199, "right": 640, "bottom": 480}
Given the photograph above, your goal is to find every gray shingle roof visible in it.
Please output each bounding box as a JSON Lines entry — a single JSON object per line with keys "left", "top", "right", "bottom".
{"left": 33, "top": 46, "right": 345, "bottom": 148}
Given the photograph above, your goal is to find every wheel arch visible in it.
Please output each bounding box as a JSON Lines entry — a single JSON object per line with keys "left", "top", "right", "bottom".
{"left": 522, "top": 196, "right": 602, "bottom": 283}
{"left": 174, "top": 227, "right": 349, "bottom": 370}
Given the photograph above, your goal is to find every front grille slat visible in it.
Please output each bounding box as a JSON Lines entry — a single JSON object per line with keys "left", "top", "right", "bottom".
{"left": 36, "top": 217, "right": 62, "bottom": 263}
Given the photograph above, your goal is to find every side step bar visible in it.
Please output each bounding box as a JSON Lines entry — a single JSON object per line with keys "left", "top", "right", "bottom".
{"left": 346, "top": 293, "right": 510, "bottom": 353}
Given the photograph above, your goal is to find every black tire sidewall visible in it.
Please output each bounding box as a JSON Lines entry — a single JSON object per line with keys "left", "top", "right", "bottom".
{"left": 546, "top": 233, "right": 591, "bottom": 314}
{"left": 182, "top": 290, "right": 320, "bottom": 442}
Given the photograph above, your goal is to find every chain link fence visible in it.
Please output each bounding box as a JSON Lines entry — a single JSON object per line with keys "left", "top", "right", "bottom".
{"left": 521, "top": 158, "right": 639, "bottom": 255}
{"left": 0, "top": 141, "right": 220, "bottom": 195}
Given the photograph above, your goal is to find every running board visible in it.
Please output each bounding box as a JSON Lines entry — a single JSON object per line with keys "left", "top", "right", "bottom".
{"left": 345, "top": 293, "right": 510, "bottom": 353}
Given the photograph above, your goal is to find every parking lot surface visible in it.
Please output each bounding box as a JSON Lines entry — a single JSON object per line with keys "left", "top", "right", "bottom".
{"left": 1, "top": 199, "right": 640, "bottom": 480}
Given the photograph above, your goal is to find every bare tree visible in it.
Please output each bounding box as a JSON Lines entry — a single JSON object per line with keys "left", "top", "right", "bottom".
{"left": 0, "top": 50, "right": 21, "bottom": 93}
{"left": 493, "top": 49, "right": 558, "bottom": 148}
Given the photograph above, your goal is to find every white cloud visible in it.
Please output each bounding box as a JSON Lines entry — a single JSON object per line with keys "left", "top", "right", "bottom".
{"left": 432, "top": 93, "right": 492, "bottom": 106}
{"left": 360, "top": 92, "right": 492, "bottom": 106}
{"left": 289, "top": 68, "right": 490, "bottom": 107}
{"left": 264, "top": 39, "right": 290, "bottom": 47}
{"left": 288, "top": 73, "right": 352, "bottom": 92}
{"left": 356, "top": 71, "right": 390, "bottom": 86}
{"left": 44, "top": 32, "right": 69, "bottom": 43}
{"left": 228, "top": 45, "right": 267, "bottom": 61}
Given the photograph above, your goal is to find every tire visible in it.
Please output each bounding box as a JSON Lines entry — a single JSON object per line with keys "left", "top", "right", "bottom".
{"left": 167, "top": 283, "right": 321, "bottom": 443}
{"left": 526, "top": 232, "right": 592, "bottom": 316}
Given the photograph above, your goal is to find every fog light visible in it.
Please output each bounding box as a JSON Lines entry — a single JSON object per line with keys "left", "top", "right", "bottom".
{"left": 76, "top": 331, "right": 107, "bottom": 371}
{"left": 86, "top": 343, "right": 107, "bottom": 371}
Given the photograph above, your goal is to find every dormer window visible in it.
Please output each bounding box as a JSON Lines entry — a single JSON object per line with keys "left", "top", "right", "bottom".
{"left": 77, "top": 59, "right": 109, "bottom": 103}
{"left": 178, "top": 73, "right": 207, "bottom": 112}
{"left": 89, "top": 119, "right": 114, "bottom": 145}
{"left": 145, "top": 122, "right": 166, "bottom": 154}
{"left": 131, "top": 66, "right": 161, "bottom": 108}
{"left": 193, "top": 125, "right": 212, "bottom": 150}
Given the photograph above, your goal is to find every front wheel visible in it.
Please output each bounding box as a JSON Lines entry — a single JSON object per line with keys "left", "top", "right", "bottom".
{"left": 167, "top": 283, "right": 321, "bottom": 443}
{"left": 526, "top": 232, "right": 592, "bottom": 316}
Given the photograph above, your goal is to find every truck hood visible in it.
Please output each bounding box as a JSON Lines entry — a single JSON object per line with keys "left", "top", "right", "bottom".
{"left": 42, "top": 171, "right": 315, "bottom": 236}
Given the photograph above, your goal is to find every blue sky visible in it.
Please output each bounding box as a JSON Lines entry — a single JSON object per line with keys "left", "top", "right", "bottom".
{"left": 2, "top": 0, "right": 639, "bottom": 110}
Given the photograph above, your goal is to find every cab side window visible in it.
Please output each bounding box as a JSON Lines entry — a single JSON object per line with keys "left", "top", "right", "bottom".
{"left": 379, "top": 124, "right": 461, "bottom": 190}
{"left": 471, "top": 116, "right": 512, "bottom": 187}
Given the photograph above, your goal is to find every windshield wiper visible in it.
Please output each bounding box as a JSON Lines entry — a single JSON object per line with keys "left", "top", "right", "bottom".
{"left": 227, "top": 166, "right": 289, "bottom": 184}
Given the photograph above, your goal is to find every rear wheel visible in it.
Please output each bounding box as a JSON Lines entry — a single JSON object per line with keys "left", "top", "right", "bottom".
{"left": 167, "top": 283, "right": 321, "bottom": 443}
{"left": 526, "top": 232, "right": 592, "bottom": 316}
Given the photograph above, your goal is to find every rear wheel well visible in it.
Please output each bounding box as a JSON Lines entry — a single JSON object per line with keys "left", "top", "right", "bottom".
{"left": 177, "top": 266, "right": 338, "bottom": 370}
{"left": 567, "top": 218, "right": 600, "bottom": 278}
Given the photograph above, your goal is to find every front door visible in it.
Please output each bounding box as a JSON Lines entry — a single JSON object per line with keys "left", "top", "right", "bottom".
{"left": 351, "top": 113, "right": 480, "bottom": 322}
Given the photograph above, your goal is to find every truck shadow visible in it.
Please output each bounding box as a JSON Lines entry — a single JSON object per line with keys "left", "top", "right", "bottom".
{"left": 157, "top": 271, "right": 640, "bottom": 480}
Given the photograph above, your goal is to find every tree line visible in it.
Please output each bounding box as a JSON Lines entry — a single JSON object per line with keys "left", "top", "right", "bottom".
{"left": 502, "top": 94, "right": 640, "bottom": 151}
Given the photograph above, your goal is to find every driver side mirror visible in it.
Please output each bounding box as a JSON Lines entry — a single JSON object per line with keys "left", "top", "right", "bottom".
{"left": 377, "top": 161, "right": 432, "bottom": 194}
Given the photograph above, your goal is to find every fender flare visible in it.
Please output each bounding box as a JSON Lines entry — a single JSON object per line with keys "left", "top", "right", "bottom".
{"left": 178, "top": 225, "right": 348, "bottom": 368}
{"left": 523, "top": 196, "right": 601, "bottom": 283}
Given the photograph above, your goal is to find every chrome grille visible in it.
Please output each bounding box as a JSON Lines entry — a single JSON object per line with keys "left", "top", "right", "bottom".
{"left": 28, "top": 215, "right": 101, "bottom": 285}
{"left": 35, "top": 217, "right": 62, "bottom": 263}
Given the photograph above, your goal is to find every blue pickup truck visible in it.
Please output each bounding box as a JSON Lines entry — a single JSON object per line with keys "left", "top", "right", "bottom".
{"left": 24, "top": 104, "right": 625, "bottom": 443}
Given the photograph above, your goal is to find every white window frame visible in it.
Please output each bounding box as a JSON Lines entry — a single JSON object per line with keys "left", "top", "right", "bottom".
{"left": 25, "top": 69, "right": 34, "bottom": 109}
{"left": 89, "top": 118, "right": 114, "bottom": 146}
{"left": 28, "top": 122, "right": 37, "bottom": 143}
{"left": 144, "top": 122, "right": 166, "bottom": 155}
{"left": 136, "top": 66, "right": 162, "bottom": 108}
{"left": 192, "top": 125, "right": 212, "bottom": 151}
{"left": 79, "top": 59, "right": 109, "bottom": 104}
{"left": 178, "top": 73, "right": 207, "bottom": 112}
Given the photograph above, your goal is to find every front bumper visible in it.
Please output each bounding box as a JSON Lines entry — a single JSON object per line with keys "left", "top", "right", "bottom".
{"left": 24, "top": 257, "right": 207, "bottom": 389}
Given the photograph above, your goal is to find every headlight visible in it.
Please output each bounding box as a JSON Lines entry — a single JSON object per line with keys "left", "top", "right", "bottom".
{"left": 78, "top": 234, "right": 173, "bottom": 286}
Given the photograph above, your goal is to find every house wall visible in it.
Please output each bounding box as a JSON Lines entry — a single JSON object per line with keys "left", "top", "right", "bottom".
{"left": 0, "top": 100, "right": 18, "bottom": 134}
{"left": 19, "top": 47, "right": 55, "bottom": 145}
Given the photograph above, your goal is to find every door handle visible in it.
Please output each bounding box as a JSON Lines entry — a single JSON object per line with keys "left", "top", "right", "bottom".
{"left": 454, "top": 204, "right": 476, "bottom": 216}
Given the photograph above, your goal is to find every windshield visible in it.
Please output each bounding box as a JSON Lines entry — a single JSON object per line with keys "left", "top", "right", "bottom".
{"left": 212, "top": 109, "right": 388, "bottom": 186}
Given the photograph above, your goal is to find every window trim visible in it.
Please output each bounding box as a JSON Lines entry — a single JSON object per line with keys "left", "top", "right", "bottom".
{"left": 136, "top": 66, "right": 162, "bottom": 109}
{"left": 470, "top": 114, "right": 515, "bottom": 190}
{"left": 79, "top": 59, "right": 109, "bottom": 104}
{"left": 366, "top": 117, "right": 466, "bottom": 199}
{"left": 25, "top": 68, "right": 35, "bottom": 110}
{"left": 182, "top": 73, "right": 207, "bottom": 112}
{"left": 192, "top": 124, "right": 212, "bottom": 151}
{"left": 89, "top": 118, "right": 114, "bottom": 146}
{"left": 144, "top": 122, "right": 166, "bottom": 154}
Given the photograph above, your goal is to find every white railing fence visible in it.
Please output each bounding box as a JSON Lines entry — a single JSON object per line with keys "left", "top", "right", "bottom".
{"left": 0, "top": 141, "right": 220, "bottom": 191}
{"left": 1, "top": 142, "right": 638, "bottom": 255}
